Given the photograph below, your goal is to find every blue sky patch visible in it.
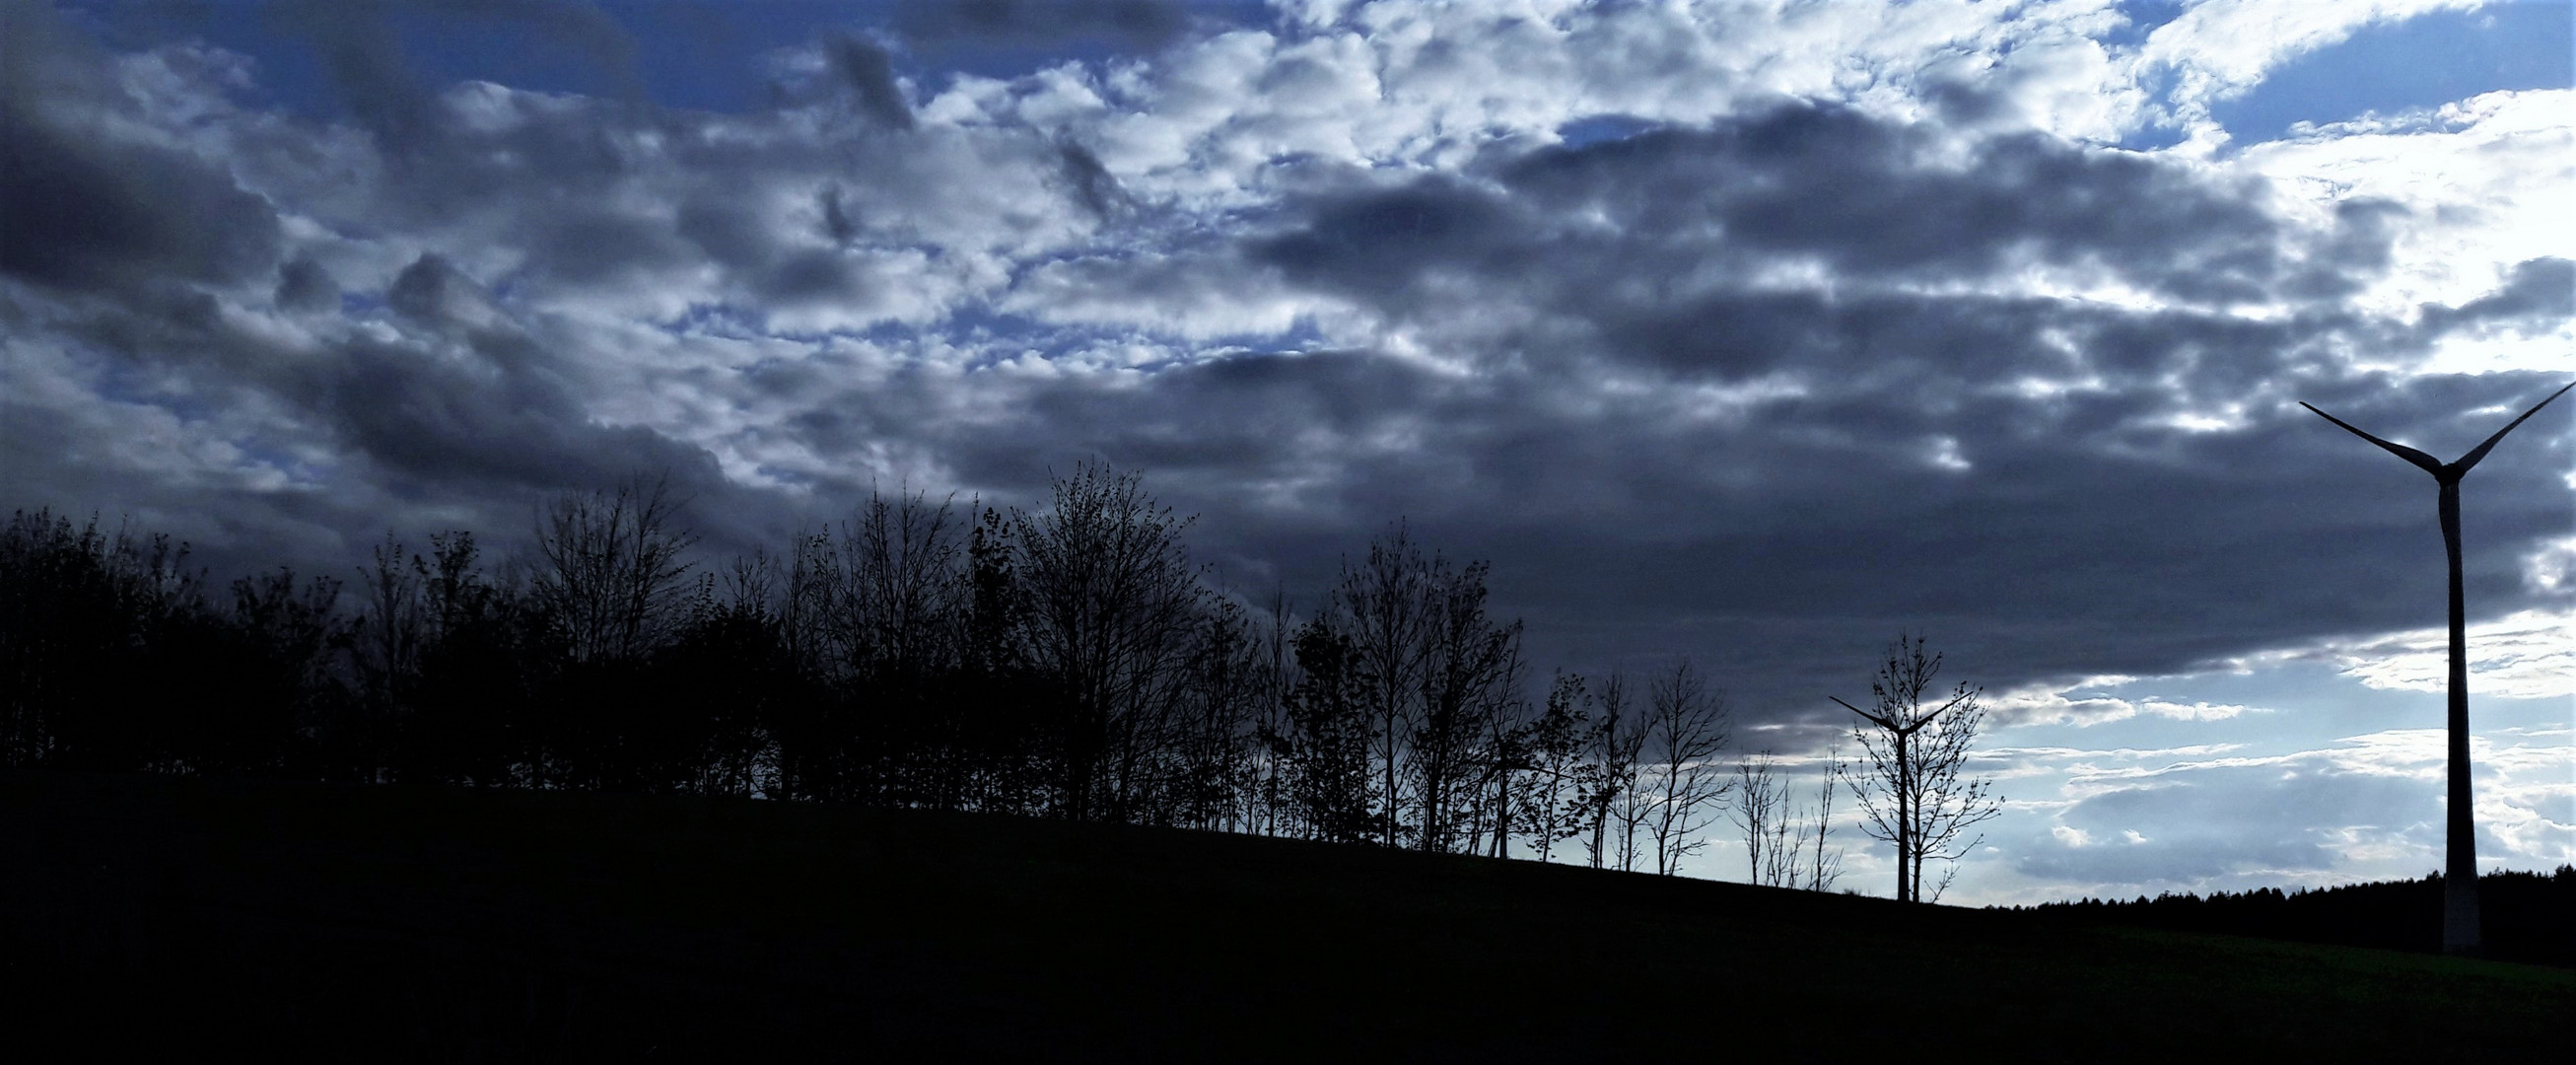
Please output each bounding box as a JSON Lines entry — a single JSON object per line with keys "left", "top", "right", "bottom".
{"left": 2214, "top": 1, "right": 2574, "bottom": 143}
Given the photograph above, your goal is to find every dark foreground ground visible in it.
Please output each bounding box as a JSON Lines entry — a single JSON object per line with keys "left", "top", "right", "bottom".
{"left": 4, "top": 773, "right": 2569, "bottom": 1060}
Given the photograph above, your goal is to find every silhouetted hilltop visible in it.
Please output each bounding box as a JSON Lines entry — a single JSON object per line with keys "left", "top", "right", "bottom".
{"left": 2016, "top": 868, "right": 2576, "bottom": 966}
{"left": 4, "top": 771, "right": 2569, "bottom": 1059}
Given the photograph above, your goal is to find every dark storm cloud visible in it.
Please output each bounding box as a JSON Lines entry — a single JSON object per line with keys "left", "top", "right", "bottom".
{"left": 315, "top": 333, "right": 692, "bottom": 491}
{"left": 1055, "top": 138, "right": 1129, "bottom": 219}
{"left": 1207, "top": 100, "right": 2564, "bottom": 714}
{"left": 260, "top": 255, "right": 730, "bottom": 508}
{"left": 818, "top": 183, "right": 863, "bottom": 246}
{"left": 269, "top": 0, "right": 641, "bottom": 154}
{"left": 273, "top": 256, "right": 341, "bottom": 313}
{"left": 822, "top": 34, "right": 914, "bottom": 131}
{"left": 671, "top": 192, "right": 873, "bottom": 312}
{"left": 0, "top": 5, "right": 281, "bottom": 295}
{"left": 1262, "top": 103, "right": 2391, "bottom": 320}
{"left": 267, "top": 0, "right": 442, "bottom": 154}
{"left": 384, "top": 252, "right": 482, "bottom": 325}
{"left": 968, "top": 349, "right": 1453, "bottom": 497}
{"left": 2418, "top": 256, "right": 2575, "bottom": 336}
{"left": 892, "top": 0, "right": 1192, "bottom": 50}
{"left": 1253, "top": 178, "right": 1525, "bottom": 302}
{"left": 0, "top": 110, "right": 280, "bottom": 292}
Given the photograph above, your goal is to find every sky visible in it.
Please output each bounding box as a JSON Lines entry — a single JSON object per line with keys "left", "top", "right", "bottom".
{"left": 1, "top": 0, "right": 2569, "bottom": 905}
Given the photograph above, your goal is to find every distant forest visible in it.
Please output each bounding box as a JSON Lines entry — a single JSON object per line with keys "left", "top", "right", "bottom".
{"left": 0, "top": 464, "right": 1795, "bottom": 881}
{"left": 2020, "top": 868, "right": 2576, "bottom": 966}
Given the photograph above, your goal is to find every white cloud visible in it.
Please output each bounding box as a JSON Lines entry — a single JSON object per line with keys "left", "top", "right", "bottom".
{"left": 2238, "top": 89, "right": 2576, "bottom": 372}
{"left": 2324, "top": 609, "right": 2576, "bottom": 700}
{"left": 1964, "top": 722, "right": 2572, "bottom": 903}
{"left": 1988, "top": 683, "right": 2267, "bottom": 728}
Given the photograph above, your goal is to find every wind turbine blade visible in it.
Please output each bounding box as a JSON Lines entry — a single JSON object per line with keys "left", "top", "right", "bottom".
{"left": 2300, "top": 401, "right": 2445, "bottom": 475}
{"left": 2450, "top": 380, "right": 2576, "bottom": 475}
{"left": 1831, "top": 695, "right": 1898, "bottom": 730}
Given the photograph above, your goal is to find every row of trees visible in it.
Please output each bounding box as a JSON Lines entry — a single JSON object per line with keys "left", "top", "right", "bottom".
{"left": 0, "top": 464, "right": 1996, "bottom": 893}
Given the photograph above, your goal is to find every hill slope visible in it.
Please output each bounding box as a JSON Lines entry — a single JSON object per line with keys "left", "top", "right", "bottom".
{"left": 3, "top": 772, "right": 2567, "bottom": 1059}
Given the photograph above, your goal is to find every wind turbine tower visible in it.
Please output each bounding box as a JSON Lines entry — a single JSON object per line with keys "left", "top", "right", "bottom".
{"left": 2300, "top": 380, "right": 2573, "bottom": 955}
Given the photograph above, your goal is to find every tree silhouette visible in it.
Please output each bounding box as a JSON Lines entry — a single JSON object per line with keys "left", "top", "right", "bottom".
{"left": 1513, "top": 673, "right": 1593, "bottom": 864}
{"left": 1641, "top": 658, "right": 1729, "bottom": 876}
{"left": 1576, "top": 671, "right": 1648, "bottom": 872}
{"left": 532, "top": 475, "right": 697, "bottom": 667}
{"left": 1409, "top": 557, "right": 1522, "bottom": 854}
{"left": 1277, "top": 617, "right": 1378, "bottom": 843}
{"left": 1010, "top": 462, "right": 1211, "bottom": 821}
{"left": 1733, "top": 746, "right": 1846, "bottom": 890}
{"left": 0, "top": 466, "right": 1809, "bottom": 870}
{"left": 2299, "top": 379, "right": 2574, "bottom": 954}
{"left": 1334, "top": 524, "right": 1436, "bottom": 848}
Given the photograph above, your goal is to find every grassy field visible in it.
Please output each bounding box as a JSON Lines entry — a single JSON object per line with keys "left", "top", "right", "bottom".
{"left": 4, "top": 772, "right": 2568, "bottom": 1060}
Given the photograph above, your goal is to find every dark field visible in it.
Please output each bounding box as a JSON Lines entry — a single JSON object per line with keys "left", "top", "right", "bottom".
{"left": 4, "top": 772, "right": 2568, "bottom": 1060}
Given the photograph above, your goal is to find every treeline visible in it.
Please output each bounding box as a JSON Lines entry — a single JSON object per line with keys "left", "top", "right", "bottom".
{"left": 1, "top": 464, "right": 1816, "bottom": 877}
{"left": 2020, "top": 867, "right": 2576, "bottom": 965}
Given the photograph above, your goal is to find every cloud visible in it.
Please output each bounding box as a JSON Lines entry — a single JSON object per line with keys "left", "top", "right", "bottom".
{"left": 1989, "top": 683, "right": 2271, "bottom": 728}
{"left": 0, "top": 0, "right": 2568, "bottom": 735}
{"left": 822, "top": 34, "right": 915, "bottom": 130}
{"left": 0, "top": 5, "right": 281, "bottom": 295}
{"left": 892, "top": 0, "right": 1195, "bottom": 51}
{"left": 2321, "top": 609, "right": 2576, "bottom": 700}
{"left": 2240, "top": 89, "right": 2576, "bottom": 373}
{"left": 1986, "top": 725, "right": 2573, "bottom": 895}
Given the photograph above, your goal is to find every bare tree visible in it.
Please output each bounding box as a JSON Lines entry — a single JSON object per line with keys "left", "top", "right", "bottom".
{"left": 352, "top": 533, "right": 426, "bottom": 713}
{"left": 531, "top": 475, "right": 697, "bottom": 665}
{"left": 1513, "top": 673, "right": 1592, "bottom": 864}
{"left": 1334, "top": 524, "right": 1434, "bottom": 848}
{"left": 1245, "top": 586, "right": 1299, "bottom": 837}
{"left": 1834, "top": 632, "right": 2001, "bottom": 903}
{"left": 1732, "top": 751, "right": 1791, "bottom": 886}
{"left": 837, "top": 487, "right": 963, "bottom": 681}
{"left": 1733, "top": 746, "right": 1846, "bottom": 890}
{"left": 1802, "top": 744, "right": 1845, "bottom": 892}
{"left": 1641, "top": 658, "right": 1729, "bottom": 876}
{"left": 1409, "top": 558, "right": 1521, "bottom": 854}
{"left": 1011, "top": 462, "right": 1211, "bottom": 822}
{"left": 1276, "top": 614, "right": 1378, "bottom": 843}
{"left": 1578, "top": 671, "right": 1648, "bottom": 872}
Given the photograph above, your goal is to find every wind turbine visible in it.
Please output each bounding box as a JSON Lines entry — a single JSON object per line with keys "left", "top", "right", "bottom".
{"left": 2300, "top": 380, "right": 2574, "bottom": 955}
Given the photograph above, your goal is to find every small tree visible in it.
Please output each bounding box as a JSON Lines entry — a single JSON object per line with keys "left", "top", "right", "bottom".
{"left": 1011, "top": 462, "right": 1211, "bottom": 822}
{"left": 1334, "top": 524, "right": 1435, "bottom": 849}
{"left": 1733, "top": 746, "right": 1845, "bottom": 891}
{"left": 1408, "top": 558, "right": 1521, "bottom": 854}
{"left": 1733, "top": 752, "right": 1791, "bottom": 887}
{"left": 531, "top": 475, "right": 697, "bottom": 665}
{"left": 1514, "top": 672, "right": 1593, "bottom": 864}
{"left": 1641, "top": 658, "right": 1729, "bottom": 876}
{"left": 1578, "top": 671, "right": 1648, "bottom": 871}
{"left": 1278, "top": 616, "right": 1378, "bottom": 843}
{"left": 1802, "top": 744, "right": 1845, "bottom": 892}
{"left": 1834, "top": 632, "right": 2000, "bottom": 903}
